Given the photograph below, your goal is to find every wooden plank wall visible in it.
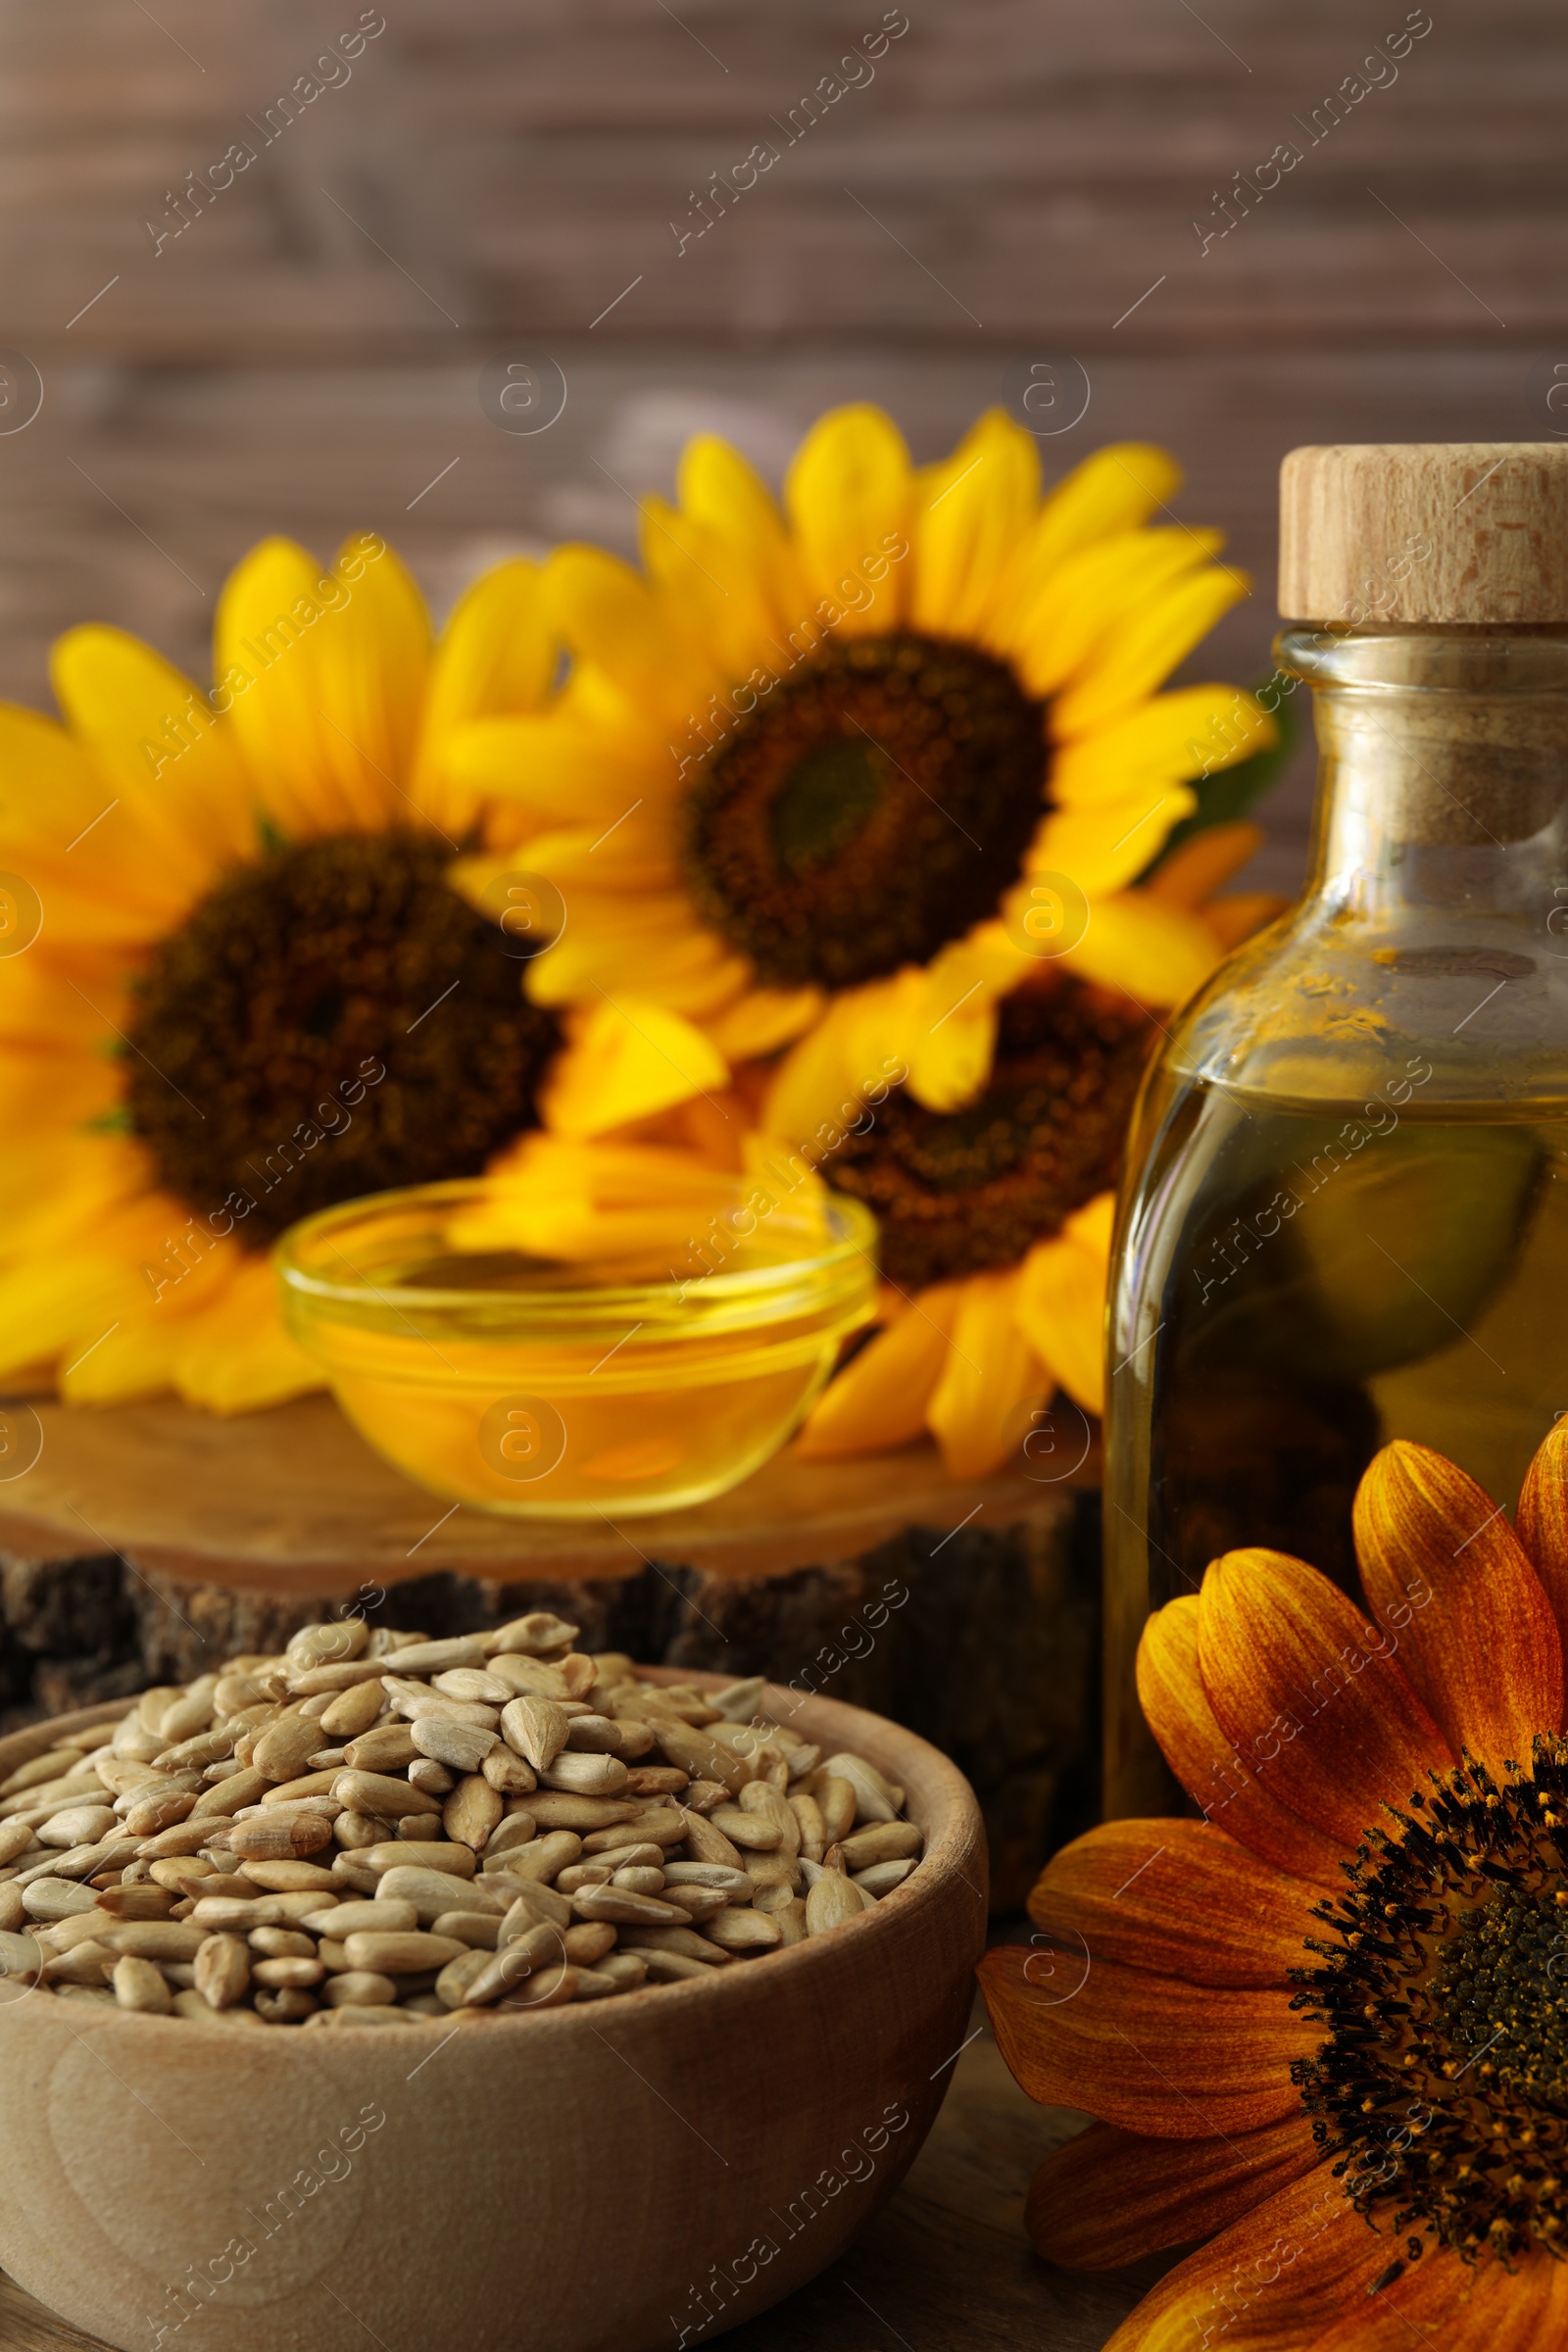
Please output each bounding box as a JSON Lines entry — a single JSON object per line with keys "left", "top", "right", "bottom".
{"left": 0, "top": 0, "right": 1559, "bottom": 885}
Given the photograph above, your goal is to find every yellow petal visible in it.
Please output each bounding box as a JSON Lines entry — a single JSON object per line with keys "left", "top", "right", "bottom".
{"left": 1062, "top": 891, "right": 1221, "bottom": 1007}
{"left": 927, "top": 1268, "right": 1046, "bottom": 1478}
{"left": 216, "top": 533, "right": 431, "bottom": 835}
{"left": 168, "top": 1255, "right": 322, "bottom": 1412}
{"left": 0, "top": 1190, "right": 191, "bottom": 1384}
{"left": 910, "top": 410, "right": 1041, "bottom": 640}
{"left": 1036, "top": 441, "right": 1181, "bottom": 559}
{"left": 763, "top": 975, "right": 921, "bottom": 1150}
{"left": 526, "top": 892, "right": 747, "bottom": 1016}
{"left": 1054, "top": 565, "right": 1250, "bottom": 737}
{"left": 506, "top": 814, "right": 678, "bottom": 892}
{"left": 1014, "top": 1193, "right": 1114, "bottom": 1413}
{"left": 1029, "top": 787, "right": 1197, "bottom": 899}
{"left": 676, "top": 435, "right": 811, "bottom": 645}
{"left": 546, "top": 546, "right": 721, "bottom": 722}
{"left": 705, "top": 985, "right": 825, "bottom": 1060}
{"left": 539, "top": 999, "right": 730, "bottom": 1136}
{"left": 445, "top": 714, "right": 651, "bottom": 830}
{"left": 905, "top": 962, "right": 1002, "bottom": 1112}
{"left": 990, "top": 442, "right": 1182, "bottom": 625}
{"left": 783, "top": 405, "right": 911, "bottom": 637}
{"left": 0, "top": 704, "right": 203, "bottom": 942}
{"left": 48, "top": 629, "right": 253, "bottom": 890}
{"left": 1049, "top": 687, "right": 1273, "bottom": 807}
{"left": 796, "top": 1282, "right": 964, "bottom": 1455}
{"left": 638, "top": 497, "right": 786, "bottom": 692}
{"left": 412, "top": 558, "right": 556, "bottom": 833}
{"left": 1008, "top": 530, "right": 1225, "bottom": 700}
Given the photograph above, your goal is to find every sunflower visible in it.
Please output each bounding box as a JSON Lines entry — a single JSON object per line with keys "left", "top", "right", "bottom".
{"left": 979, "top": 1427, "right": 1568, "bottom": 2346}
{"left": 446, "top": 404, "right": 1275, "bottom": 1138}
{"left": 789, "top": 819, "right": 1277, "bottom": 1476}
{"left": 0, "top": 534, "right": 565, "bottom": 1412}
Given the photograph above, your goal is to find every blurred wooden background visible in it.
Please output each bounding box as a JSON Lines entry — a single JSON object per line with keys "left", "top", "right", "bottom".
{"left": 0, "top": 0, "right": 1561, "bottom": 888}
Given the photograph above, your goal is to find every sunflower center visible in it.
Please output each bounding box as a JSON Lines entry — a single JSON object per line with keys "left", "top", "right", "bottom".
{"left": 682, "top": 633, "right": 1046, "bottom": 990}
{"left": 818, "top": 973, "right": 1153, "bottom": 1286}
{"left": 1293, "top": 1743, "right": 1568, "bottom": 2271}
{"left": 122, "top": 832, "right": 562, "bottom": 1246}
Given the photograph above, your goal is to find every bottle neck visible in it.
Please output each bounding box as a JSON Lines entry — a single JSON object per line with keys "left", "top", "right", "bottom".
{"left": 1280, "top": 627, "right": 1568, "bottom": 922}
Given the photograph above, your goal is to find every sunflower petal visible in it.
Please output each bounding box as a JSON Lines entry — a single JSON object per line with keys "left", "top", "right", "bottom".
{"left": 539, "top": 1000, "right": 730, "bottom": 1136}
{"left": 796, "top": 1283, "right": 962, "bottom": 1457}
{"left": 996, "top": 443, "right": 1184, "bottom": 626}
{"left": 1093, "top": 2163, "right": 1382, "bottom": 2352}
{"left": 1310, "top": 2240, "right": 1568, "bottom": 2350}
{"left": 910, "top": 409, "right": 1041, "bottom": 640}
{"left": 1027, "top": 1816, "right": 1310, "bottom": 1987}
{"left": 1025, "top": 2113, "right": 1319, "bottom": 2273}
{"left": 547, "top": 544, "right": 722, "bottom": 719}
{"left": 705, "top": 984, "right": 823, "bottom": 1061}
{"left": 1012, "top": 529, "right": 1224, "bottom": 699}
{"left": 1136, "top": 1596, "right": 1346, "bottom": 1886}
{"left": 977, "top": 1941, "right": 1317, "bottom": 2138}
{"left": 1061, "top": 891, "right": 1220, "bottom": 1007}
{"left": 926, "top": 1266, "right": 1044, "bottom": 1477}
{"left": 1055, "top": 564, "right": 1250, "bottom": 737}
{"left": 1199, "top": 1547, "right": 1452, "bottom": 1847}
{"left": 1013, "top": 1195, "right": 1113, "bottom": 1414}
{"left": 216, "top": 534, "right": 431, "bottom": 834}
{"left": 167, "top": 1255, "right": 322, "bottom": 1412}
{"left": 1050, "top": 688, "right": 1274, "bottom": 807}
{"left": 446, "top": 715, "right": 648, "bottom": 829}
{"left": 1352, "top": 1439, "right": 1564, "bottom": 1772}
{"left": 1032, "top": 788, "right": 1198, "bottom": 899}
{"left": 412, "top": 558, "right": 556, "bottom": 832}
{"left": 48, "top": 629, "right": 253, "bottom": 886}
{"left": 1516, "top": 1416, "right": 1568, "bottom": 1658}
{"left": 783, "top": 404, "right": 911, "bottom": 637}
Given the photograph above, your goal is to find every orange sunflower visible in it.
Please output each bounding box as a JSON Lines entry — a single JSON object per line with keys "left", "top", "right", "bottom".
{"left": 980, "top": 1426, "right": 1568, "bottom": 2345}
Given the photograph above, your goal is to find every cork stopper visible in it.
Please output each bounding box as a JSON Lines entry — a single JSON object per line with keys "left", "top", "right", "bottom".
{"left": 1279, "top": 443, "right": 1568, "bottom": 624}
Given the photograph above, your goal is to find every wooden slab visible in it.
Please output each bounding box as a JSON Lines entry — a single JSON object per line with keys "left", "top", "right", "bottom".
{"left": 0, "top": 1394, "right": 1093, "bottom": 1592}
{"left": 0, "top": 2000, "right": 1166, "bottom": 2352}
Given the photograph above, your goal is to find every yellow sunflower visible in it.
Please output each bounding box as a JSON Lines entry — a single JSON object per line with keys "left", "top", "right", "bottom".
{"left": 447, "top": 403, "right": 1273, "bottom": 1134}
{"left": 0, "top": 534, "right": 564, "bottom": 1412}
{"left": 790, "top": 819, "right": 1279, "bottom": 1476}
{"left": 982, "top": 1429, "right": 1568, "bottom": 2347}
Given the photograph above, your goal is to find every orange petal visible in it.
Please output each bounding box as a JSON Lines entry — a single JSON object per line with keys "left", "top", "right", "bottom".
{"left": 1026, "top": 2112, "right": 1318, "bottom": 2272}
{"left": 1310, "top": 2241, "right": 1568, "bottom": 2350}
{"left": 1353, "top": 1440, "right": 1563, "bottom": 1772}
{"left": 1027, "top": 1818, "right": 1311, "bottom": 1987}
{"left": 1097, "top": 2163, "right": 1382, "bottom": 2351}
{"left": 1516, "top": 1415, "right": 1568, "bottom": 1658}
{"left": 977, "top": 1942, "right": 1317, "bottom": 2139}
{"left": 1199, "top": 1548, "right": 1451, "bottom": 1849}
{"left": 1136, "top": 1596, "right": 1346, "bottom": 1888}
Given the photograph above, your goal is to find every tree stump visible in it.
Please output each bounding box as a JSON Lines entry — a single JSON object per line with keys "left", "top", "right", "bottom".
{"left": 0, "top": 1396, "right": 1101, "bottom": 1911}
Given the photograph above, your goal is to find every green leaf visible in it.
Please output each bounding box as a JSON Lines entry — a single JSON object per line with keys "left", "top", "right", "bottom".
{"left": 85, "top": 1103, "right": 134, "bottom": 1133}
{"left": 257, "top": 811, "right": 288, "bottom": 858}
{"left": 1140, "top": 685, "right": 1298, "bottom": 878}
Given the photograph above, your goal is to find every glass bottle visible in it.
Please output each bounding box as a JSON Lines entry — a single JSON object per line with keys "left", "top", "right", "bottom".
{"left": 1103, "top": 442, "right": 1568, "bottom": 1816}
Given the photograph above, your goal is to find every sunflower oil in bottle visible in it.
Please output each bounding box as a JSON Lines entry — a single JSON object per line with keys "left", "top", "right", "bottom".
{"left": 1103, "top": 442, "right": 1568, "bottom": 1814}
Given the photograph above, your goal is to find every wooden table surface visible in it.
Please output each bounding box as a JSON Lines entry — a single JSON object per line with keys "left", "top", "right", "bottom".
{"left": 0, "top": 2001, "right": 1162, "bottom": 2352}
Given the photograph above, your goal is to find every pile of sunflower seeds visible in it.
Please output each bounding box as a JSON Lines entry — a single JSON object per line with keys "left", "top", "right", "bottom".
{"left": 0, "top": 1615, "right": 923, "bottom": 2027}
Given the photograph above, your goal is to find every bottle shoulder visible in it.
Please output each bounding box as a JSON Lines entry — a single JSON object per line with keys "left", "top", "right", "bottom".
{"left": 1156, "top": 896, "right": 1568, "bottom": 1108}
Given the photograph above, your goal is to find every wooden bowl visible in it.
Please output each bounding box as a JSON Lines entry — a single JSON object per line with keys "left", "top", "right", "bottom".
{"left": 0, "top": 1677, "right": 987, "bottom": 2352}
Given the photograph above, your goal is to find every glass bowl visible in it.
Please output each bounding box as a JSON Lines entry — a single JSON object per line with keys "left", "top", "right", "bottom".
{"left": 274, "top": 1177, "right": 878, "bottom": 1518}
